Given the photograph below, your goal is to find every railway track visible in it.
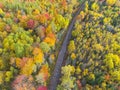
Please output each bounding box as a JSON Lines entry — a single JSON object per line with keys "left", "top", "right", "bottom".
{"left": 48, "top": 1, "right": 86, "bottom": 90}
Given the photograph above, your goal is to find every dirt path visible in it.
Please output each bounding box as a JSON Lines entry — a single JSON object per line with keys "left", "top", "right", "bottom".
{"left": 48, "top": 1, "right": 86, "bottom": 90}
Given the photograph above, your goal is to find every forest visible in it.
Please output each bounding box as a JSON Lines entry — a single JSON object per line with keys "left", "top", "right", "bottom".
{"left": 0, "top": 0, "right": 120, "bottom": 90}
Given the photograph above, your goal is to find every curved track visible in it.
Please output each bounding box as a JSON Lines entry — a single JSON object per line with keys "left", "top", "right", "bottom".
{"left": 48, "top": 1, "right": 86, "bottom": 90}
